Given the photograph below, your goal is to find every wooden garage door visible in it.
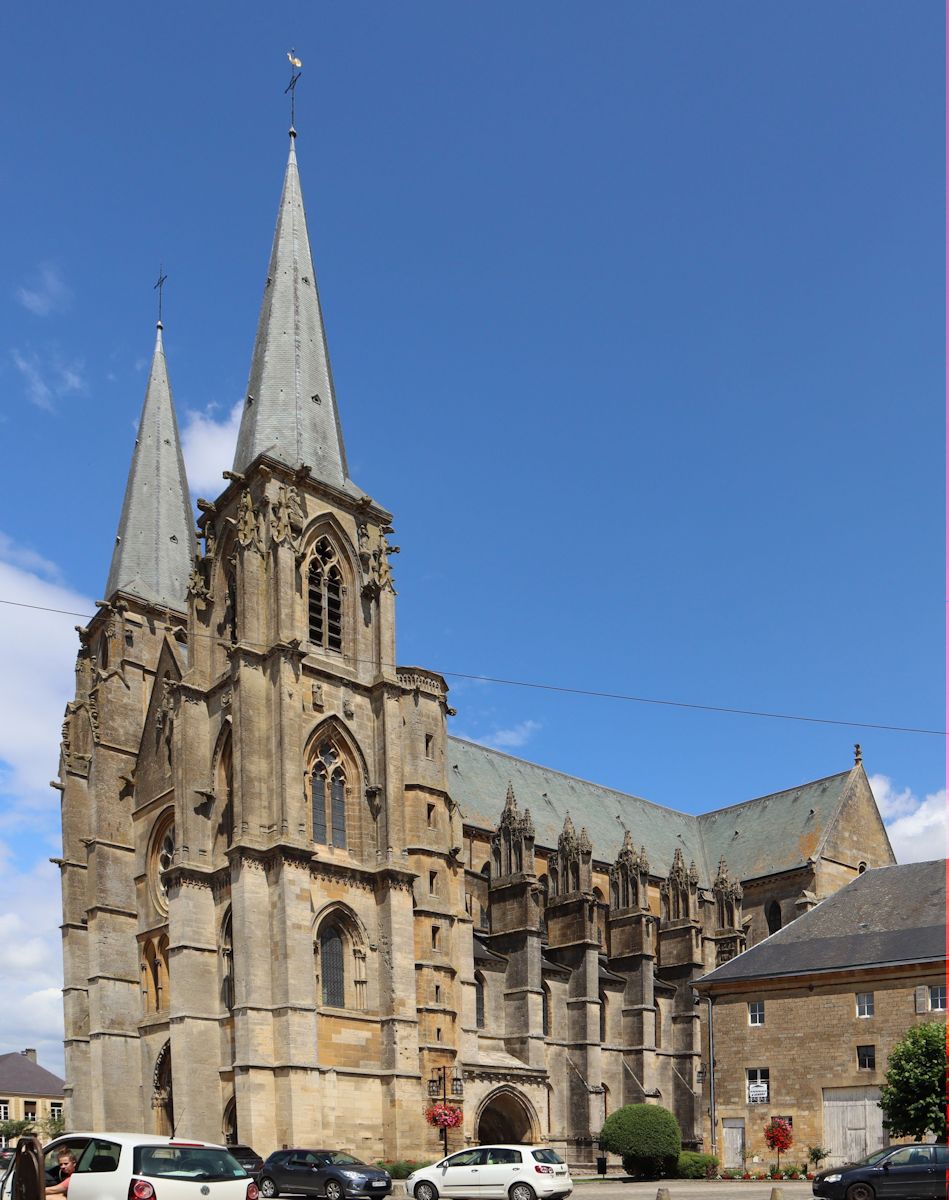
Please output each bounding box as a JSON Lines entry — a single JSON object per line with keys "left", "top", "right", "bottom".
{"left": 822, "top": 1086, "right": 883, "bottom": 1166}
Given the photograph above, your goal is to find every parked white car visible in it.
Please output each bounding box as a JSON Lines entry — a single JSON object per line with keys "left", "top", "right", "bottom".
{"left": 405, "top": 1146, "right": 572, "bottom": 1200}
{"left": 0, "top": 1133, "right": 258, "bottom": 1200}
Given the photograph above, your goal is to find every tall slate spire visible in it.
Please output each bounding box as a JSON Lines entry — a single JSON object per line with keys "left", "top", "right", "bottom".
{"left": 233, "top": 132, "right": 352, "bottom": 489}
{"left": 106, "top": 323, "right": 194, "bottom": 610}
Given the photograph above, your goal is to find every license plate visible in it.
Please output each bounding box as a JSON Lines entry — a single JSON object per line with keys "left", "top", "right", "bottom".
{"left": 372, "top": 1183, "right": 386, "bottom": 1188}
{"left": 555, "top": 1170, "right": 566, "bottom": 1176}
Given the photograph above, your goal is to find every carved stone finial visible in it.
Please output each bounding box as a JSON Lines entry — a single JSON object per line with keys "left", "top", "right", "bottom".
{"left": 504, "top": 781, "right": 517, "bottom": 812}
{"left": 854, "top": 742, "right": 862, "bottom": 766}
{"left": 578, "top": 826, "right": 592, "bottom": 855}
{"left": 688, "top": 860, "right": 699, "bottom": 886}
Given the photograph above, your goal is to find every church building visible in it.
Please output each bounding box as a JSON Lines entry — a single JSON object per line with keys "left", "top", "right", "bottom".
{"left": 55, "top": 124, "right": 895, "bottom": 1162}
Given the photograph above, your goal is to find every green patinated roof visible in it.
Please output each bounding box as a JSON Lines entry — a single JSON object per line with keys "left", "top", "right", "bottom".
{"left": 448, "top": 736, "right": 705, "bottom": 879}
{"left": 696, "top": 769, "right": 853, "bottom": 882}
{"left": 447, "top": 736, "right": 857, "bottom": 887}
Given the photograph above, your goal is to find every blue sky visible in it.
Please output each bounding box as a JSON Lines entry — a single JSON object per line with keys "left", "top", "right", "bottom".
{"left": 0, "top": 3, "right": 943, "bottom": 1073}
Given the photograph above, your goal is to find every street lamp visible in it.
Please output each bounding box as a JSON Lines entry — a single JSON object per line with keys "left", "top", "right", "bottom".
{"left": 428, "top": 1066, "right": 464, "bottom": 1157}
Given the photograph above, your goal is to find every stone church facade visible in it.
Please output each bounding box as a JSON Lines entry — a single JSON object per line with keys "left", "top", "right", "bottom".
{"left": 56, "top": 128, "right": 895, "bottom": 1162}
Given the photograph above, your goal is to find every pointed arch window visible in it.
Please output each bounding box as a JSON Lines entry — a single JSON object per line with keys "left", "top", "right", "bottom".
{"left": 320, "top": 924, "right": 345, "bottom": 1007}
{"left": 542, "top": 984, "right": 551, "bottom": 1038}
{"left": 308, "top": 538, "right": 343, "bottom": 652}
{"left": 475, "top": 973, "right": 486, "bottom": 1029}
{"left": 309, "top": 739, "right": 347, "bottom": 848}
{"left": 221, "top": 909, "right": 235, "bottom": 1013}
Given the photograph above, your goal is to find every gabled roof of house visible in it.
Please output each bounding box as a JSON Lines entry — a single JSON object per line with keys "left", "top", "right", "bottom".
{"left": 447, "top": 735, "right": 865, "bottom": 886}
{"left": 696, "top": 860, "right": 946, "bottom": 985}
{"left": 0, "top": 1053, "right": 64, "bottom": 1097}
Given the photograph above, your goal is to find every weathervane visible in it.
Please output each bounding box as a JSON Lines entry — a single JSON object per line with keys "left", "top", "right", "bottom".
{"left": 153, "top": 265, "right": 168, "bottom": 326}
{"left": 285, "top": 49, "right": 302, "bottom": 131}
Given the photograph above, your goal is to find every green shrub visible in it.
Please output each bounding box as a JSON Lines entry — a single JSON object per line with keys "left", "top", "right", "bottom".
{"left": 675, "top": 1151, "right": 719, "bottom": 1179}
{"left": 600, "top": 1103, "right": 681, "bottom": 1178}
{"left": 374, "top": 1161, "right": 434, "bottom": 1180}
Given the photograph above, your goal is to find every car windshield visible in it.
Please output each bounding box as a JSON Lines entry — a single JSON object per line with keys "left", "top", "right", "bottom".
{"left": 531, "top": 1151, "right": 564, "bottom": 1165}
{"left": 857, "top": 1148, "right": 893, "bottom": 1166}
{"left": 133, "top": 1147, "right": 248, "bottom": 1181}
{"left": 324, "top": 1154, "right": 363, "bottom": 1166}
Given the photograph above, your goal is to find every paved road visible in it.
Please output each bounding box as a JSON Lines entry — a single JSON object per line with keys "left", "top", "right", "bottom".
{"left": 393, "top": 1181, "right": 813, "bottom": 1200}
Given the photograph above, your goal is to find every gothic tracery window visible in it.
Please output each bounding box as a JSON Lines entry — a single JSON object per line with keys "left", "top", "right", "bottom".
{"left": 151, "top": 813, "right": 176, "bottom": 913}
{"left": 309, "top": 739, "right": 347, "bottom": 848}
{"left": 308, "top": 537, "right": 343, "bottom": 652}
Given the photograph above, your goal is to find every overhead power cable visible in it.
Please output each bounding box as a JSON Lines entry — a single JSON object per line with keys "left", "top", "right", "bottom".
{"left": 0, "top": 595, "right": 943, "bottom": 737}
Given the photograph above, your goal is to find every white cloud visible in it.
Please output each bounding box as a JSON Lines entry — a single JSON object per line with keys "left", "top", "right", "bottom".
{"left": 869, "top": 773, "right": 948, "bottom": 864}
{"left": 16, "top": 264, "right": 72, "bottom": 317}
{"left": 0, "top": 535, "right": 92, "bottom": 817}
{"left": 0, "top": 542, "right": 88, "bottom": 1077}
{"left": 181, "top": 400, "right": 243, "bottom": 495}
{"left": 0, "top": 842, "right": 66, "bottom": 1075}
{"left": 11, "top": 348, "right": 87, "bottom": 411}
{"left": 455, "top": 718, "right": 542, "bottom": 751}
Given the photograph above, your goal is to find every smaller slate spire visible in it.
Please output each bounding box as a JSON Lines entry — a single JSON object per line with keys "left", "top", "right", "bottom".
{"left": 106, "top": 323, "right": 194, "bottom": 610}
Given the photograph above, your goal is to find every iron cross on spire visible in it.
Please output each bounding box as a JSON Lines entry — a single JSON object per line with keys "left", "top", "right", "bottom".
{"left": 153, "top": 265, "right": 168, "bottom": 327}
{"left": 285, "top": 49, "right": 302, "bottom": 131}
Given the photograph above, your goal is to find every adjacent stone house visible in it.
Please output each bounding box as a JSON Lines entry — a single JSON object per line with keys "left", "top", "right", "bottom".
{"left": 56, "top": 125, "right": 897, "bottom": 1162}
{"left": 0, "top": 1051, "right": 64, "bottom": 1144}
{"left": 693, "top": 860, "right": 946, "bottom": 1170}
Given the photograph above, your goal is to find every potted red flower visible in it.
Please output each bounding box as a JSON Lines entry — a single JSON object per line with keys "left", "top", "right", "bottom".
{"left": 425, "top": 1102, "right": 464, "bottom": 1129}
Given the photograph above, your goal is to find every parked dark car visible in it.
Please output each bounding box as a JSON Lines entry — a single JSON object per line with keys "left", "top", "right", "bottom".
{"left": 229, "top": 1145, "right": 265, "bottom": 1176}
{"left": 259, "top": 1150, "right": 391, "bottom": 1200}
{"left": 812, "top": 1143, "right": 949, "bottom": 1200}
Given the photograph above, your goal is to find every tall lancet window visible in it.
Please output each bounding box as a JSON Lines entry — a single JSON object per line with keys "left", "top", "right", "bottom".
{"left": 308, "top": 537, "right": 343, "bottom": 652}
{"left": 310, "top": 739, "right": 347, "bottom": 848}
{"left": 321, "top": 925, "right": 345, "bottom": 1007}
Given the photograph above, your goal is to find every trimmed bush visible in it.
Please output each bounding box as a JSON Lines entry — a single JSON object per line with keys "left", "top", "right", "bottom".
{"left": 600, "top": 1103, "right": 681, "bottom": 1178}
{"left": 675, "top": 1152, "right": 719, "bottom": 1179}
{"left": 374, "top": 1161, "right": 433, "bottom": 1179}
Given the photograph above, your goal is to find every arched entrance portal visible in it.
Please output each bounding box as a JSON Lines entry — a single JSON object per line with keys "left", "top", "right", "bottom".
{"left": 476, "top": 1088, "right": 539, "bottom": 1145}
{"left": 152, "top": 1040, "right": 174, "bottom": 1135}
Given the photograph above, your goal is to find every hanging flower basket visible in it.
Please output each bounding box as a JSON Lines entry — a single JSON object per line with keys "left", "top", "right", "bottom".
{"left": 425, "top": 1103, "right": 464, "bottom": 1129}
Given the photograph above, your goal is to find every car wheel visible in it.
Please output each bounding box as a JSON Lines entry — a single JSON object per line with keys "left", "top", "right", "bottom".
{"left": 325, "top": 1182, "right": 344, "bottom": 1200}
{"left": 415, "top": 1183, "right": 438, "bottom": 1200}
{"left": 259, "top": 1178, "right": 279, "bottom": 1199}
{"left": 510, "top": 1184, "right": 536, "bottom": 1200}
{"left": 845, "top": 1185, "right": 874, "bottom": 1200}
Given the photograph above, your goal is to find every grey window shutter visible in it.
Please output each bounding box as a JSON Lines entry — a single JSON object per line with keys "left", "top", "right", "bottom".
{"left": 915, "top": 985, "right": 928, "bottom": 1013}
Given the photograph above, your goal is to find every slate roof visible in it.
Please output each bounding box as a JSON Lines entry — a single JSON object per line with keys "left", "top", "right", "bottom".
{"left": 105, "top": 324, "right": 194, "bottom": 611}
{"left": 0, "top": 1053, "right": 64, "bottom": 1097}
{"left": 696, "top": 860, "right": 946, "bottom": 985}
{"left": 233, "top": 133, "right": 359, "bottom": 495}
{"left": 447, "top": 735, "right": 858, "bottom": 886}
{"left": 696, "top": 770, "right": 852, "bottom": 882}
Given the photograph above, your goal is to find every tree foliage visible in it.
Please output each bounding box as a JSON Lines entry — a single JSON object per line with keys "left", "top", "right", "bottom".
{"left": 879, "top": 1021, "right": 947, "bottom": 1141}
{"left": 600, "top": 1103, "right": 682, "bottom": 1178}
{"left": 0, "top": 1120, "right": 35, "bottom": 1142}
